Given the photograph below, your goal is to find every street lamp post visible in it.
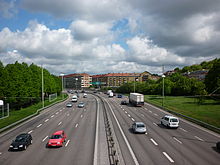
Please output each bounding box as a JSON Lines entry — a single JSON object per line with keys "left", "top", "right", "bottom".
{"left": 134, "top": 77, "right": 138, "bottom": 93}
{"left": 162, "top": 74, "right": 165, "bottom": 108}
{"left": 41, "top": 65, "right": 44, "bottom": 108}
{"left": 75, "top": 78, "right": 78, "bottom": 90}
{"left": 60, "top": 73, "right": 65, "bottom": 99}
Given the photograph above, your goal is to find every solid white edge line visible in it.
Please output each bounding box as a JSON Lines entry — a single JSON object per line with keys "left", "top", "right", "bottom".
{"left": 42, "top": 136, "right": 48, "bottom": 142}
{"left": 93, "top": 97, "right": 99, "bottom": 165}
{"left": 105, "top": 99, "right": 140, "bottom": 165}
{"left": 150, "top": 138, "right": 158, "bottom": 146}
{"left": 173, "top": 137, "right": 182, "bottom": 144}
{"left": 163, "top": 152, "right": 174, "bottom": 163}
{"left": 65, "top": 140, "right": 70, "bottom": 147}
{"left": 194, "top": 136, "right": 204, "bottom": 141}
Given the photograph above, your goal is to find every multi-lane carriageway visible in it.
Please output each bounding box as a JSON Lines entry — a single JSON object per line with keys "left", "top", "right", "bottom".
{"left": 0, "top": 93, "right": 219, "bottom": 165}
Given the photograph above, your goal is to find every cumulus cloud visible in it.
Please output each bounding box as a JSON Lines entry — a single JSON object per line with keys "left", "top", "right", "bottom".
{"left": 126, "top": 36, "right": 185, "bottom": 66}
{"left": 1, "top": 0, "right": 220, "bottom": 75}
{"left": 70, "top": 20, "right": 112, "bottom": 41}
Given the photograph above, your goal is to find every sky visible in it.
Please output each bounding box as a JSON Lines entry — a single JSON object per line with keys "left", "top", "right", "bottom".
{"left": 0, "top": 0, "right": 220, "bottom": 76}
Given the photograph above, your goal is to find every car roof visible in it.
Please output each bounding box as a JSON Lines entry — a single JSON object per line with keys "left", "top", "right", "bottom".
{"left": 17, "top": 133, "right": 29, "bottom": 137}
{"left": 164, "top": 115, "right": 178, "bottom": 119}
{"left": 52, "top": 130, "right": 64, "bottom": 135}
{"left": 134, "top": 122, "right": 145, "bottom": 125}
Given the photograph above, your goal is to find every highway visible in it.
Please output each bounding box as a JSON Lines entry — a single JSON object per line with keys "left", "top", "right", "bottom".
{"left": 0, "top": 92, "right": 220, "bottom": 165}
{"left": 0, "top": 93, "right": 108, "bottom": 165}
{"left": 103, "top": 94, "right": 220, "bottom": 165}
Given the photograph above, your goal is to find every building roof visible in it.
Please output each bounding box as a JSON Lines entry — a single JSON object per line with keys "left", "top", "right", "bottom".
{"left": 63, "top": 73, "right": 91, "bottom": 78}
{"left": 92, "top": 73, "right": 140, "bottom": 78}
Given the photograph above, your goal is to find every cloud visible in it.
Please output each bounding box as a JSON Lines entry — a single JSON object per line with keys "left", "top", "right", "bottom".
{"left": 126, "top": 36, "right": 185, "bottom": 66}
{"left": 0, "top": 0, "right": 17, "bottom": 18}
{"left": 70, "top": 20, "right": 112, "bottom": 41}
{"left": 21, "top": 0, "right": 127, "bottom": 22}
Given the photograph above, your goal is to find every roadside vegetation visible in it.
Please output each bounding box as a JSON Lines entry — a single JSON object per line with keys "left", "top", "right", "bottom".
{"left": 0, "top": 94, "right": 67, "bottom": 130}
{"left": 115, "top": 58, "right": 220, "bottom": 128}
{"left": 145, "top": 95, "right": 220, "bottom": 128}
{"left": 0, "top": 61, "right": 62, "bottom": 110}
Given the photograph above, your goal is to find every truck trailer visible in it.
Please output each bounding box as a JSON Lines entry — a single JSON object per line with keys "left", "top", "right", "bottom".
{"left": 129, "top": 93, "right": 144, "bottom": 107}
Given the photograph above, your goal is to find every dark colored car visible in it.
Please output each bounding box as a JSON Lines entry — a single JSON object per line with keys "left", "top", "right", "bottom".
{"left": 9, "top": 133, "right": 32, "bottom": 151}
{"left": 121, "top": 100, "right": 127, "bottom": 105}
{"left": 117, "top": 94, "right": 123, "bottom": 98}
{"left": 217, "top": 141, "right": 220, "bottom": 151}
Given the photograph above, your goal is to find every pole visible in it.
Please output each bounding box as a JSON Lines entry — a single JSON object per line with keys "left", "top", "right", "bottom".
{"left": 42, "top": 65, "right": 44, "bottom": 108}
{"left": 162, "top": 65, "right": 165, "bottom": 109}
{"left": 62, "top": 75, "right": 64, "bottom": 99}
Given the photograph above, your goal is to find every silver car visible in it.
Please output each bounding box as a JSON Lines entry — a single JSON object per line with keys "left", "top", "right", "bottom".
{"left": 66, "top": 102, "right": 73, "bottom": 107}
{"left": 132, "top": 122, "right": 147, "bottom": 134}
{"left": 78, "top": 102, "right": 85, "bottom": 108}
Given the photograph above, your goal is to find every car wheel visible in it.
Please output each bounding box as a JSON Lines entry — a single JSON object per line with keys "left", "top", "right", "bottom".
{"left": 161, "top": 121, "right": 163, "bottom": 125}
{"left": 217, "top": 142, "right": 220, "bottom": 150}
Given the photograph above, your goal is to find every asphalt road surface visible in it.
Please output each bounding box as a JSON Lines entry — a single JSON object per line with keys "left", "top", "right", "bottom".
{"left": 0, "top": 93, "right": 220, "bottom": 165}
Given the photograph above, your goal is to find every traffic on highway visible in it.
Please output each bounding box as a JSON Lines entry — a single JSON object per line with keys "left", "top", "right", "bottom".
{"left": 0, "top": 91, "right": 220, "bottom": 165}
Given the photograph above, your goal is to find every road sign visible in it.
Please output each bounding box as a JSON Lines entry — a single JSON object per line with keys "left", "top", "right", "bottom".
{"left": 0, "top": 100, "right": 3, "bottom": 106}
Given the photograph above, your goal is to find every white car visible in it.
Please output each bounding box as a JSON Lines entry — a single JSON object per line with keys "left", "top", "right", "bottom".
{"left": 160, "top": 115, "right": 179, "bottom": 128}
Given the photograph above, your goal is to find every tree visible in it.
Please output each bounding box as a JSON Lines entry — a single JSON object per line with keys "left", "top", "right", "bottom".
{"left": 205, "top": 59, "right": 220, "bottom": 94}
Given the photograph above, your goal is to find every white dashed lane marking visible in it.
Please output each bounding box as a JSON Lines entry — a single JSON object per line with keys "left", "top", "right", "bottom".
{"left": 37, "top": 124, "right": 42, "bottom": 128}
{"left": 128, "top": 114, "right": 131, "bottom": 117}
{"left": 150, "top": 138, "right": 158, "bottom": 146}
{"left": 153, "top": 123, "right": 158, "bottom": 126}
{"left": 45, "top": 119, "right": 49, "bottom": 122}
{"left": 173, "top": 137, "right": 182, "bottom": 144}
{"left": 51, "top": 115, "right": 54, "bottom": 118}
{"left": 56, "top": 112, "right": 59, "bottom": 115}
{"left": 131, "top": 118, "right": 135, "bottom": 121}
{"left": 65, "top": 140, "right": 70, "bottom": 147}
{"left": 28, "top": 130, "right": 33, "bottom": 134}
{"left": 180, "top": 128, "right": 187, "bottom": 132}
{"left": 75, "top": 124, "right": 78, "bottom": 128}
{"left": 163, "top": 152, "right": 174, "bottom": 163}
{"left": 149, "top": 110, "right": 152, "bottom": 113}
{"left": 58, "top": 122, "right": 62, "bottom": 126}
{"left": 42, "top": 136, "right": 48, "bottom": 142}
{"left": 194, "top": 136, "right": 204, "bottom": 141}
{"left": 154, "top": 113, "right": 158, "bottom": 116}
{"left": 125, "top": 111, "right": 127, "bottom": 114}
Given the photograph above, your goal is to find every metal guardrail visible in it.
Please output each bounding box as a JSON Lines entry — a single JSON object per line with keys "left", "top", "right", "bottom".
{"left": 145, "top": 101, "right": 220, "bottom": 134}
{"left": 0, "top": 97, "right": 68, "bottom": 133}
{"left": 96, "top": 94, "right": 121, "bottom": 165}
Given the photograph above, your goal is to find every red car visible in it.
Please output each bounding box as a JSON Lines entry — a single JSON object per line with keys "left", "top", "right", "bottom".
{"left": 47, "top": 130, "right": 67, "bottom": 147}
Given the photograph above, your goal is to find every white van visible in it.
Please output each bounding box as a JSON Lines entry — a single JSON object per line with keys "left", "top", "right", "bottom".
{"left": 71, "top": 95, "right": 78, "bottom": 102}
{"left": 160, "top": 115, "right": 179, "bottom": 128}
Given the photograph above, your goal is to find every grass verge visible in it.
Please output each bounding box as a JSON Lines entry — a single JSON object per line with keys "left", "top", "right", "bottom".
{"left": 144, "top": 95, "right": 220, "bottom": 128}
{"left": 0, "top": 94, "right": 68, "bottom": 130}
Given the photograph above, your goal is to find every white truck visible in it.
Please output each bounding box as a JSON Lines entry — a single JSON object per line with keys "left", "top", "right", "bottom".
{"left": 109, "top": 92, "right": 114, "bottom": 97}
{"left": 107, "top": 90, "right": 112, "bottom": 95}
{"left": 129, "top": 93, "right": 144, "bottom": 107}
{"left": 71, "top": 95, "right": 78, "bottom": 102}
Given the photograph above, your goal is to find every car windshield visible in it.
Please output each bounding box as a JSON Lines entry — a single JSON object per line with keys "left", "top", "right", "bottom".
{"left": 51, "top": 135, "right": 62, "bottom": 139}
{"left": 137, "top": 124, "right": 145, "bottom": 128}
{"left": 170, "top": 118, "right": 178, "bottom": 122}
{"left": 15, "top": 137, "right": 26, "bottom": 142}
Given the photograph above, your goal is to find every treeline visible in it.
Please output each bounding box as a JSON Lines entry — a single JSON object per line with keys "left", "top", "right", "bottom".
{"left": 0, "top": 61, "right": 61, "bottom": 110}
{"left": 116, "top": 58, "right": 220, "bottom": 96}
